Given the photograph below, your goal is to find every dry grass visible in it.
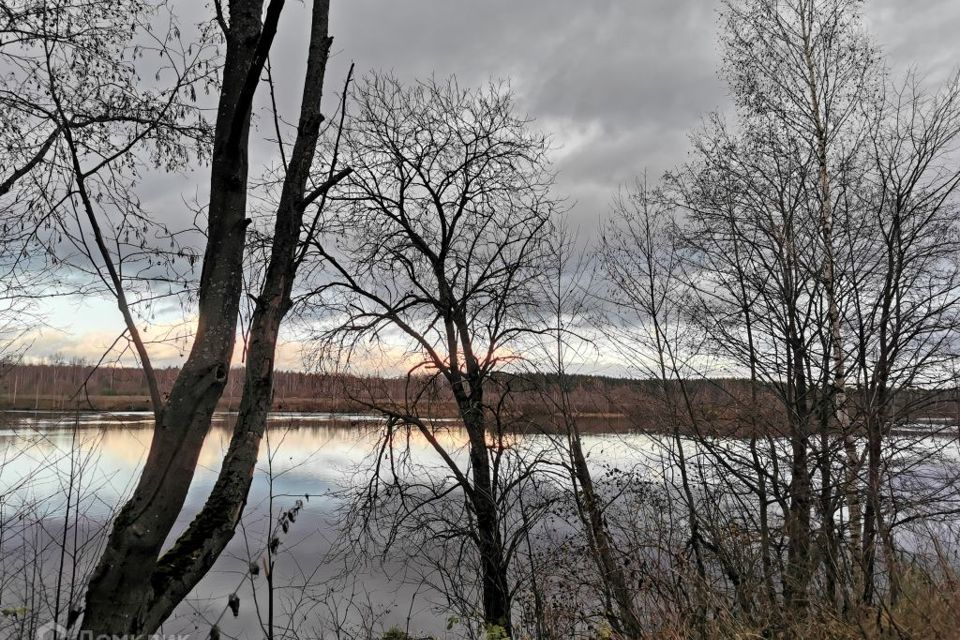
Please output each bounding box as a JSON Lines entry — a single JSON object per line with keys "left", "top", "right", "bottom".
{"left": 637, "top": 567, "right": 960, "bottom": 640}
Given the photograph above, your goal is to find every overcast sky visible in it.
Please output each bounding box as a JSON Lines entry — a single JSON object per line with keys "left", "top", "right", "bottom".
{"left": 324, "top": 0, "right": 960, "bottom": 231}
{"left": 25, "top": 0, "right": 960, "bottom": 370}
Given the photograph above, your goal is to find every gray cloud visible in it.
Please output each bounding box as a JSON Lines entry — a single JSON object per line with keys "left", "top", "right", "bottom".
{"left": 21, "top": 0, "right": 960, "bottom": 365}
{"left": 314, "top": 0, "right": 959, "bottom": 230}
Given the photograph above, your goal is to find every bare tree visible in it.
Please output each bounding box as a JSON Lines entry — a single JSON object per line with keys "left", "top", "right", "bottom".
{"left": 1, "top": 0, "right": 349, "bottom": 634}
{"left": 721, "top": 0, "right": 883, "bottom": 606}
{"left": 592, "top": 3, "right": 960, "bottom": 632}
{"left": 843, "top": 72, "right": 960, "bottom": 605}
{"left": 534, "top": 222, "right": 645, "bottom": 638}
{"left": 83, "top": 0, "right": 352, "bottom": 633}
{"left": 302, "top": 74, "right": 558, "bottom": 636}
{"left": 670, "top": 111, "right": 828, "bottom": 620}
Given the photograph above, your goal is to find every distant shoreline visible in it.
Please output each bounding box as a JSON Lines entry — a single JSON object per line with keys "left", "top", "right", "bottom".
{"left": 0, "top": 395, "right": 629, "bottom": 423}
{"left": 3, "top": 401, "right": 957, "bottom": 440}
{"left": 0, "top": 393, "right": 381, "bottom": 414}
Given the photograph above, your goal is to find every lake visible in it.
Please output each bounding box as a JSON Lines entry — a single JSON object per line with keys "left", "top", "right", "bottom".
{"left": 2, "top": 410, "right": 958, "bottom": 639}
{"left": 0, "top": 410, "right": 653, "bottom": 639}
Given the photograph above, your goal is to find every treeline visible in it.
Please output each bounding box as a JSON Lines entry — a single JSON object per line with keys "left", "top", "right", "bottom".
{"left": 3, "top": 362, "right": 958, "bottom": 434}
{"left": 0, "top": 361, "right": 745, "bottom": 418}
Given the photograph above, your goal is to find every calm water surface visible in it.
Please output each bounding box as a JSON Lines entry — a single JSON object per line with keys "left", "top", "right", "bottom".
{"left": 3, "top": 410, "right": 956, "bottom": 638}
{"left": 0, "top": 410, "right": 650, "bottom": 639}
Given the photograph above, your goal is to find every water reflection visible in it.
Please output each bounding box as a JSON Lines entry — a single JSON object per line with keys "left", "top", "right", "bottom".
{"left": 1, "top": 410, "right": 958, "bottom": 638}
{"left": 0, "top": 410, "right": 649, "bottom": 638}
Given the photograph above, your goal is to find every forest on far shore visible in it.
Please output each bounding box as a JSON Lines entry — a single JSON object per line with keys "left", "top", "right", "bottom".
{"left": 4, "top": 361, "right": 959, "bottom": 437}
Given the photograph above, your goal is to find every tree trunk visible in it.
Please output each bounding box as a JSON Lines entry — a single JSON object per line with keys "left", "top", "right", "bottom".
{"left": 461, "top": 396, "right": 513, "bottom": 637}
{"left": 800, "top": 9, "right": 862, "bottom": 602}
{"left": 784, "top": 282, "right": 814, "bottom": 614}
{"left": 81, "top": 1, "right": 283, "bottom": 634}
{"left": 568, "top": 420, "right": 644, "bottom": 638}
{"left": 786, "top": 419, "right": 813, "bottom": 613}
{"left": 861, "top": 207, "right": 899, "bottom": 605}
